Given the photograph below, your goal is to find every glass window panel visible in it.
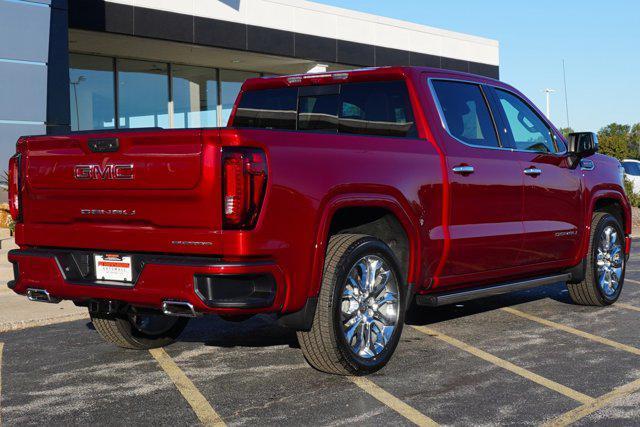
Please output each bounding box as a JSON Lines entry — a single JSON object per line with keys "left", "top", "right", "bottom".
{"left": 172, "top": 65, "right": 218, "bottom": 128}
{"left": 339, "top": 81, "right": 417, "bottom": 138}
{"left": 431, "top": 80, "right": 499, "bottom": 148}
{"left": 220, "top": 70, "right": 260, "bottom": 126}
{"left": 69, "top": 54, "right": 115, "bottom": 131}
{"left": 495, "top": 89, "right": 556, "bottom": 153}
{"left": 233, "top": 87, "right": 298, "bottom": 130}
{"left": 117, "top": 59, "right": 169, "bottom": 129}
{"left": 298, "top": 94, "right": 339, "bottom": 132}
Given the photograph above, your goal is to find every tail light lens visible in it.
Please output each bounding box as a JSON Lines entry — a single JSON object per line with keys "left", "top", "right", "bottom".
{"left": 8, "top": 154, "right": 21, "bottom": 221}
{"left": 222, "top": 148, "right": 268, "bottom": 229}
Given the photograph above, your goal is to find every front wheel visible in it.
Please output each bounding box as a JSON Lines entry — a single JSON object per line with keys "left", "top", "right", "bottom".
{"left": 297, "top": 234, "right": 405, "bottom": 375}
{"left": 91, "top": 311, "right": 189, "bottom": 350}
{"left": 568, "top": 212, "right": 626, "bottom": 306}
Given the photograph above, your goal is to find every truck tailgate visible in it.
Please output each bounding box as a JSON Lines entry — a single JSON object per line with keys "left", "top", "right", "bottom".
{"left": 18, "top": 129, "right": 223, "bottom": 253}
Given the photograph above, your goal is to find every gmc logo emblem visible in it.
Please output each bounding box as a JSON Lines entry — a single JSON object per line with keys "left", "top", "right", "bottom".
{"left": 74, "top": 164, "right": 134, "bottom": 180}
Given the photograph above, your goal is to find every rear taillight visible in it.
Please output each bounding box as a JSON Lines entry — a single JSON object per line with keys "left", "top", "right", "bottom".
{"left": 222, "top": 148, "right": 268, "bottom": 229}
{"left": 8, "top": 154, "right": 21, "bottom": 221}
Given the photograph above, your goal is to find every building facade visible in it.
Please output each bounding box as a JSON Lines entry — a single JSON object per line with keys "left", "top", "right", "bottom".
{"left": 0, "top": 0, "right": 499, "bottom": 166}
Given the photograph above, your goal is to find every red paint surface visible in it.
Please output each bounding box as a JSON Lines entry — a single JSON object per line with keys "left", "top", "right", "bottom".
{"left": 8, "top": 67, "right": 631, "bottom": 315}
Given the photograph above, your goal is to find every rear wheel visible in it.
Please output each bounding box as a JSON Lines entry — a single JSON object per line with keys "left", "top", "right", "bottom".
{"left": 297, "top": 234, "right": 405, "bottom": 375}
{"left": 568, "top": 212, "right": 625, "bottom": 306}
{"left": 90, "top": 311, "right": 189, "bottom": 349}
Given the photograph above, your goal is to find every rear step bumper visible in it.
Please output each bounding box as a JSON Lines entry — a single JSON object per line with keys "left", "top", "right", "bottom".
{"left": 8, "top": 249, "right": 285, "bottom": 315}
{"left": 416, "top": 273, "right": 572, "bottom": 307}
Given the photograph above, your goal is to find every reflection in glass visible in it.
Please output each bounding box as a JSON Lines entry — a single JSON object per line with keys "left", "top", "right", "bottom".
{"left": 69, "top": 54, "right": 115, "bottom": 131}
{"left": 220, "top": 70, "right": 260, "bottom": 126}
{"left": 117, "top": 59, "right": 169, "bottom": 129}
{"left": 172, "top": 65, "right": 218, "bottom": 128}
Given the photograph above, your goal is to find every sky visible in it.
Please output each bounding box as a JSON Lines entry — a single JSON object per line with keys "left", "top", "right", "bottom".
{"left": 314, "top": 0, "right": 640, "bottom": 132}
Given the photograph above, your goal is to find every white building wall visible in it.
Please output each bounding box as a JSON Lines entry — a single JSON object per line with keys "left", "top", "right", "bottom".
{"left": 106, "top": 0, "right": 499, "bottom": 67}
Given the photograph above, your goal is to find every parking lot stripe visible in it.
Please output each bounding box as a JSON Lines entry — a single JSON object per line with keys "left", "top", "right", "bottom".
{"left": 0, "top": 342, "right": 3, "bottom": 426}
{"left": 616, "top": 303, "right": 640, "bottom": 313}
{"left": 349, "top": 376, "right": 439, "bottom": 426}
{"left": 502, "top": 307, "right": 640, "bottom": 356}
{"left": 411, "top": 326, "right": 595, "bottom": 405}
{"left": 149, "top": 348, "right": 225, "bottom": 427}
{"left": 625, "top": 278, "right": 640, "bottom": 285}
{"left": 542, "top": 377, "right": 640, "bottom": 427}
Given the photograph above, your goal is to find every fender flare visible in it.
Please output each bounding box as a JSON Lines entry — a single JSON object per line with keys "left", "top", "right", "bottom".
{"left": 307, "top": 192, "right": 421, "bottom": 299}
{"left": 578, "top": 189, "right": 631, "bottom": 260}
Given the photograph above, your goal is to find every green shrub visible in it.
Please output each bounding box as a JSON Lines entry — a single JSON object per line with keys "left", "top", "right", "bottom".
{"left": 624, "top": 177, "right": 640, "bottom": 208}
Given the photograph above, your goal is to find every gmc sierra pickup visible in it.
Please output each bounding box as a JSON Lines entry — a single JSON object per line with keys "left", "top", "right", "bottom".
{"left": 7, "top": 66, "right": 631, "bottom": 375}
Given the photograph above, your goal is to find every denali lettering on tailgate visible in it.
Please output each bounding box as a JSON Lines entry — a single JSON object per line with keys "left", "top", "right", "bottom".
{"left": 80, "top": 209, "right": 136, "bottom": 216}
{"left": 74, "top": 164, "right": 134, "bottom": 180}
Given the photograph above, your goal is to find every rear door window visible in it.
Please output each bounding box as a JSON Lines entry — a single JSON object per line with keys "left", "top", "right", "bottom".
{"left": 233, "top": 87, "right": 298, "bottom": 130}
{"left": 431, "top": 80, "right": 500, "bottom": 148}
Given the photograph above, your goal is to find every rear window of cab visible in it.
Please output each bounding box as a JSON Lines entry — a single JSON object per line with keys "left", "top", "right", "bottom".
{"left": 232, "top": 80, "right": 417, "bottom": 138}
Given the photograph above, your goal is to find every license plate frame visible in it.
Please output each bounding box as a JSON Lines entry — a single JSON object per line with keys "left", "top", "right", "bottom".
{"left": 94, "top": 253, "right": 133, "bottom": 283}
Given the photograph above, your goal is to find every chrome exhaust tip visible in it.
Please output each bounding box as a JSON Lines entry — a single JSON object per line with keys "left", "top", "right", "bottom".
{"left": 162, "top": 301, "right": 198, "bottom": 318}
{"left": 26, "top": 288, "right": 61, "bottom": 304}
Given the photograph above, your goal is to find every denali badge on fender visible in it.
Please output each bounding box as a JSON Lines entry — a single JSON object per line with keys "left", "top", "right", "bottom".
{"left": 74, "top": 164, "right": 134, "bottom": 180}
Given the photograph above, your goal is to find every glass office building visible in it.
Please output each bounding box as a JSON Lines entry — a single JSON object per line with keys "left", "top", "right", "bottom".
{"left": 0, "top": 0, "right": 499, "bottom": 165}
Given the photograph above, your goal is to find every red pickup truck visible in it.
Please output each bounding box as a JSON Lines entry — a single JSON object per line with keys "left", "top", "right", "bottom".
{"left": 7, "top": 67, "right": 631, "bottom": 375}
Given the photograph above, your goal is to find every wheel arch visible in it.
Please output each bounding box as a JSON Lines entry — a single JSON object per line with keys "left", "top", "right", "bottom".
{"left": 308, "top": 193, "right": 420, "bottom": 299}
{"left": 578, "top": 189, "right": 632, "bottom": 261}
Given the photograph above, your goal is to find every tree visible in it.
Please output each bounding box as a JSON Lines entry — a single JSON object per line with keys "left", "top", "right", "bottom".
{"left": 598, "top": 123, "right": 631, "bottom": 160}
{"left": 628, "top": 123, "right": 640, "bottom": 159}
{"left": 558, "top": 127, "right": 574, "bottom": 140}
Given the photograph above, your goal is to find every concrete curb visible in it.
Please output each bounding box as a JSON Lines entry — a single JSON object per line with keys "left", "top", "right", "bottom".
{"left": 0, "top": 313, "right": 89, "bottom": 334}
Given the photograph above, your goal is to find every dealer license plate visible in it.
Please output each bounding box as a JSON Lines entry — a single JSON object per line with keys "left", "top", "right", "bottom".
{"left": 94, "top": 254, "right": 133, "bottom": 282}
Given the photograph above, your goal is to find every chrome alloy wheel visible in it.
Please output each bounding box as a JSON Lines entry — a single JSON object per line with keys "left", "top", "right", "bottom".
{"left": 596, "top": 225, "right": 624, "bottom": 298}
{"left": 340, "top": 255, "right": 399, "bottom": 359}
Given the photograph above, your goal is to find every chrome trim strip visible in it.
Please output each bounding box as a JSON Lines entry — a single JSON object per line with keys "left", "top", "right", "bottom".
{"left": 417, "top": 273, "right": 572, "bottom": 307}
{"left": 427, "top": 76, "right": 568, "bottom": 156}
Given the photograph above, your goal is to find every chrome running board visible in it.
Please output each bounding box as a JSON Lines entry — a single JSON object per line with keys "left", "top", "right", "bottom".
{"left": 416, "top": 273, "right": 572, "bottom": 307}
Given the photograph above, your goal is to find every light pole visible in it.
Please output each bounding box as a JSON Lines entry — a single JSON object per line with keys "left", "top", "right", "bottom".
{"left": 70, "top": 76, "right": 86, "bottom": 129}
{"left": 543, "top": 88, "right": 555, "bottom": 120}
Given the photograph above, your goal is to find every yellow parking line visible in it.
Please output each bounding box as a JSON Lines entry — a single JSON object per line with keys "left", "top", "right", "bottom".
{"left": 349, "top": 376, "right": 439, "bottom": 426}
{"left": 616, "top": 303, "right": 640, "bottom": 313}
{"left": 542, "top": 377, "right": 640, "bottom": 427}
{"left": 411, "top": 326, "right": 594, "bottom": 405}
{"left": 502, "top": 307, "right": 640, "bottom": 356}
{"left": 0, "top": 342, "right": 3, "bottom": 426}
{"left": 149, "top": 348, "right": 225, "bottom": 427}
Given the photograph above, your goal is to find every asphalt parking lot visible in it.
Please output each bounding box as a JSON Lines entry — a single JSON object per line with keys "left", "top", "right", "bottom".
{"left": 2, "top": 245, "right": 640, "bottom": 426}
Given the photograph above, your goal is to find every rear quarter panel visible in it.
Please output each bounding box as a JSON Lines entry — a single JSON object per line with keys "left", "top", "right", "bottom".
{"left": 221, "top": 128, "right": 443, "bottom": 312}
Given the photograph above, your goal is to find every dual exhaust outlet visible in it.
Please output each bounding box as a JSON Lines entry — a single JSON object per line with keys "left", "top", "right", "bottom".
{"left": 27, "top": 288, "right": 198, "bottom": 318}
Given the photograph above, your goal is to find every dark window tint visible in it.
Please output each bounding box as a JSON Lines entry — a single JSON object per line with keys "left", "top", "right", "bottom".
{"left": 495, "top": 89, "right": 556, "bottom": 153}
{"left": 339, "top": 81, "right": 417, "bottom": 138}
{"left": 431, "top": 81, "right": 499, "bottom": 147}
{"left": 233, "top": 87, "right": 298, "bottom": 130}
{"left": 298, "top": 94, "right": 339, "bottom": 132}
{"left": 623, "top": 161, "right": 640, "bottom": 176}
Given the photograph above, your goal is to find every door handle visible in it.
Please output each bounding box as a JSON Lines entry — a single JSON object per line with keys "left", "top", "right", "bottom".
{"left": 452, "top": 165, "right": 474, "bottom": 175}
{"left": 524, "top": 167, "right": 542, "bottom": 176}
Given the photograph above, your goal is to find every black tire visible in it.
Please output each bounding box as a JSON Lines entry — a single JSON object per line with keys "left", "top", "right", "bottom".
{"left": 568, "top": 212, "right": 626, "bottom": 306}
{"left": 90, "top": 311, "right": 189, "bottom": 350}
{"left": 297, "top": 234, "right": 406, "bottom": 375}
